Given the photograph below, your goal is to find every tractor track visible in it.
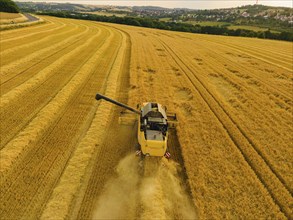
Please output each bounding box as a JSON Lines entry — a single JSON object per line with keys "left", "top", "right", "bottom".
{"left": 196, "top": 38, "right": 293, "bottom": 100}
{"left": 160, "top": 37, "right": 292, "bottom": 188}
{"left": 173, "top": 31, "right": 292, "bottom": 72}
{"left": 168, "top": 35, "right": 293, "bottom": 135}
{"left": 160, "top": 37, "right": 292, "bottom": 191}
{"left": 159, "top": 39, "right": 292, "bottom": 218}
{"left": 168, "top": 34, "right": 292, "bottom": 101}
{"left": 202, "top": 47, "right": 291, "bottom": 101}
{"left": 190, "top": 34, "right": 291, "bottom": 59}
{"left": 196, "top": 36, "right": 292, "bottom": 72}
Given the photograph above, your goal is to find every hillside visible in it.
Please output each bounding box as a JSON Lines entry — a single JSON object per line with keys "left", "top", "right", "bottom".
{"left": 15, "top": 2, "right": 293, "bottom": 39}
{"left": 177, "top": 4, "right": 293, "bottom": 33}
{"left": 0, "top": 15, "right": 292, "bottom": 219}
{"left": 0, "top": 0, "right": 19, "bottom": 13}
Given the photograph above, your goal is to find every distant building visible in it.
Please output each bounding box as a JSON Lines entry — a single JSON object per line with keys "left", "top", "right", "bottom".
{"left": 241, "top": 12, "right": 250, "bottom": 17}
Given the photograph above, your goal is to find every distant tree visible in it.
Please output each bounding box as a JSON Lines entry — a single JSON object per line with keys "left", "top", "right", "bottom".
{"left": 279, "top": 31, "right": 293, "bottom": 41}
{"left": 0, "top": 0, "right": 19, "bottom": 13}
{"left": 38, "top": 11, "right": 293, "bottom": 42}
{"left": 257, "top": 31, "right": 266, "bottom": 39}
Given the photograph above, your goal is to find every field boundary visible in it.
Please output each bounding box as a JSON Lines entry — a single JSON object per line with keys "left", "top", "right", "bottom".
{"left": 0, "top": 14, "right": 44, "bottom": 31}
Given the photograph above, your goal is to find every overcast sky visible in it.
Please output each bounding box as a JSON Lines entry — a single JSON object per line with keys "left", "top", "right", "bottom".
{"left": 17, "top": 0, "right": 293, "bottom": 9}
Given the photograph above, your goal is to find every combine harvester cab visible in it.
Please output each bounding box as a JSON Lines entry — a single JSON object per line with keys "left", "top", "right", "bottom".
{"left": 138, "top": 102, "right": 168, "bottom": 157}
{"left": 95, "top": 93, "right": 177, "bottom": 159}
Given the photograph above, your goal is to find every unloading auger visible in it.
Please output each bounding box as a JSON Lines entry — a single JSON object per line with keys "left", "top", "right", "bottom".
{"left": 95, "top": 93, "right": 177, "bottom": 158}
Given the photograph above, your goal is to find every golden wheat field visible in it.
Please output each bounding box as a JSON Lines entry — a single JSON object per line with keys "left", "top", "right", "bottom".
{"left": 0, "top": 15, "right": 292, "bottom": 219}
{"left": 0, "top": 12, "right": 28, "bottom": 24}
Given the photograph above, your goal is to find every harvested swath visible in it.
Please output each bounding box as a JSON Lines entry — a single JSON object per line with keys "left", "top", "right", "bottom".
{"left": 0, "top": 27, "right": 113, "bottom": 175}
{"left": 0, "top": 17, "right": 59, "bottom": 42}
{"left": 0, "top": 24, "right": 121, "bottom": 219}
{"left": 72, "top": 31, "right": 135, "bottom": 220}
{"left": 0, "top": 25, "right": 92, "bottom": 105}
{"left": 40, "top": 30, "right": 126, "bottom": 220}
{"left": 8, "top": 33, "right": 122, "bottom": 220}
{"left": 0, "top": 26, "right": 109, "bottom": 148}
{"left": 0, "top": 23, "right": 89, "bottom": 81}
{"left": 1, "top": 28, "right": 108, "bottom": 156}
{"left": 0, "top": 21, "right": 74, "bottom": 57}
{"left": 0, "top": 24, "right": 101, "bottom": 95}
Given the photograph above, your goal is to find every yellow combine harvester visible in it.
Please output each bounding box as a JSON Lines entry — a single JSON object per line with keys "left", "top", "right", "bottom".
{"left": 95, "top": 93, "right": 177, "bottom": 158}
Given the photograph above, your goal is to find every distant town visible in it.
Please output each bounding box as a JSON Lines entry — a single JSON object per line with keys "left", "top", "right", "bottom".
{"left": 16, "top": 2, "right": 293, "bottom": 22}
{"left": 131, "top": 5, "right": 293, "bottom": 24}
{"left": 16, "top": 2, "right": 293, "bottom": 33}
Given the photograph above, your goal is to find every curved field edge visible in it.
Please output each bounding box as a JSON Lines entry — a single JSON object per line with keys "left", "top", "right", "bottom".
{"left": 0, "top": 14, "right": 44, "bottom": 31}
{"left": 0, "top": 12, "right": 28, "bottom": 24}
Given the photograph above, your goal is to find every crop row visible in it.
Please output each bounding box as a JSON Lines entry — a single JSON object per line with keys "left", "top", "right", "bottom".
{"left": 0, "top": 17, "right": 127, "bottom": 219}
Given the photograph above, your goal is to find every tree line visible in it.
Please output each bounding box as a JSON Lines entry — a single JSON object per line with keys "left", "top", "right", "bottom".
{"left": 0, "top": 0, "right": 19, "bottom": 13}
{"left": 39, "top": 11, "right": 293, "bottom": 42}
